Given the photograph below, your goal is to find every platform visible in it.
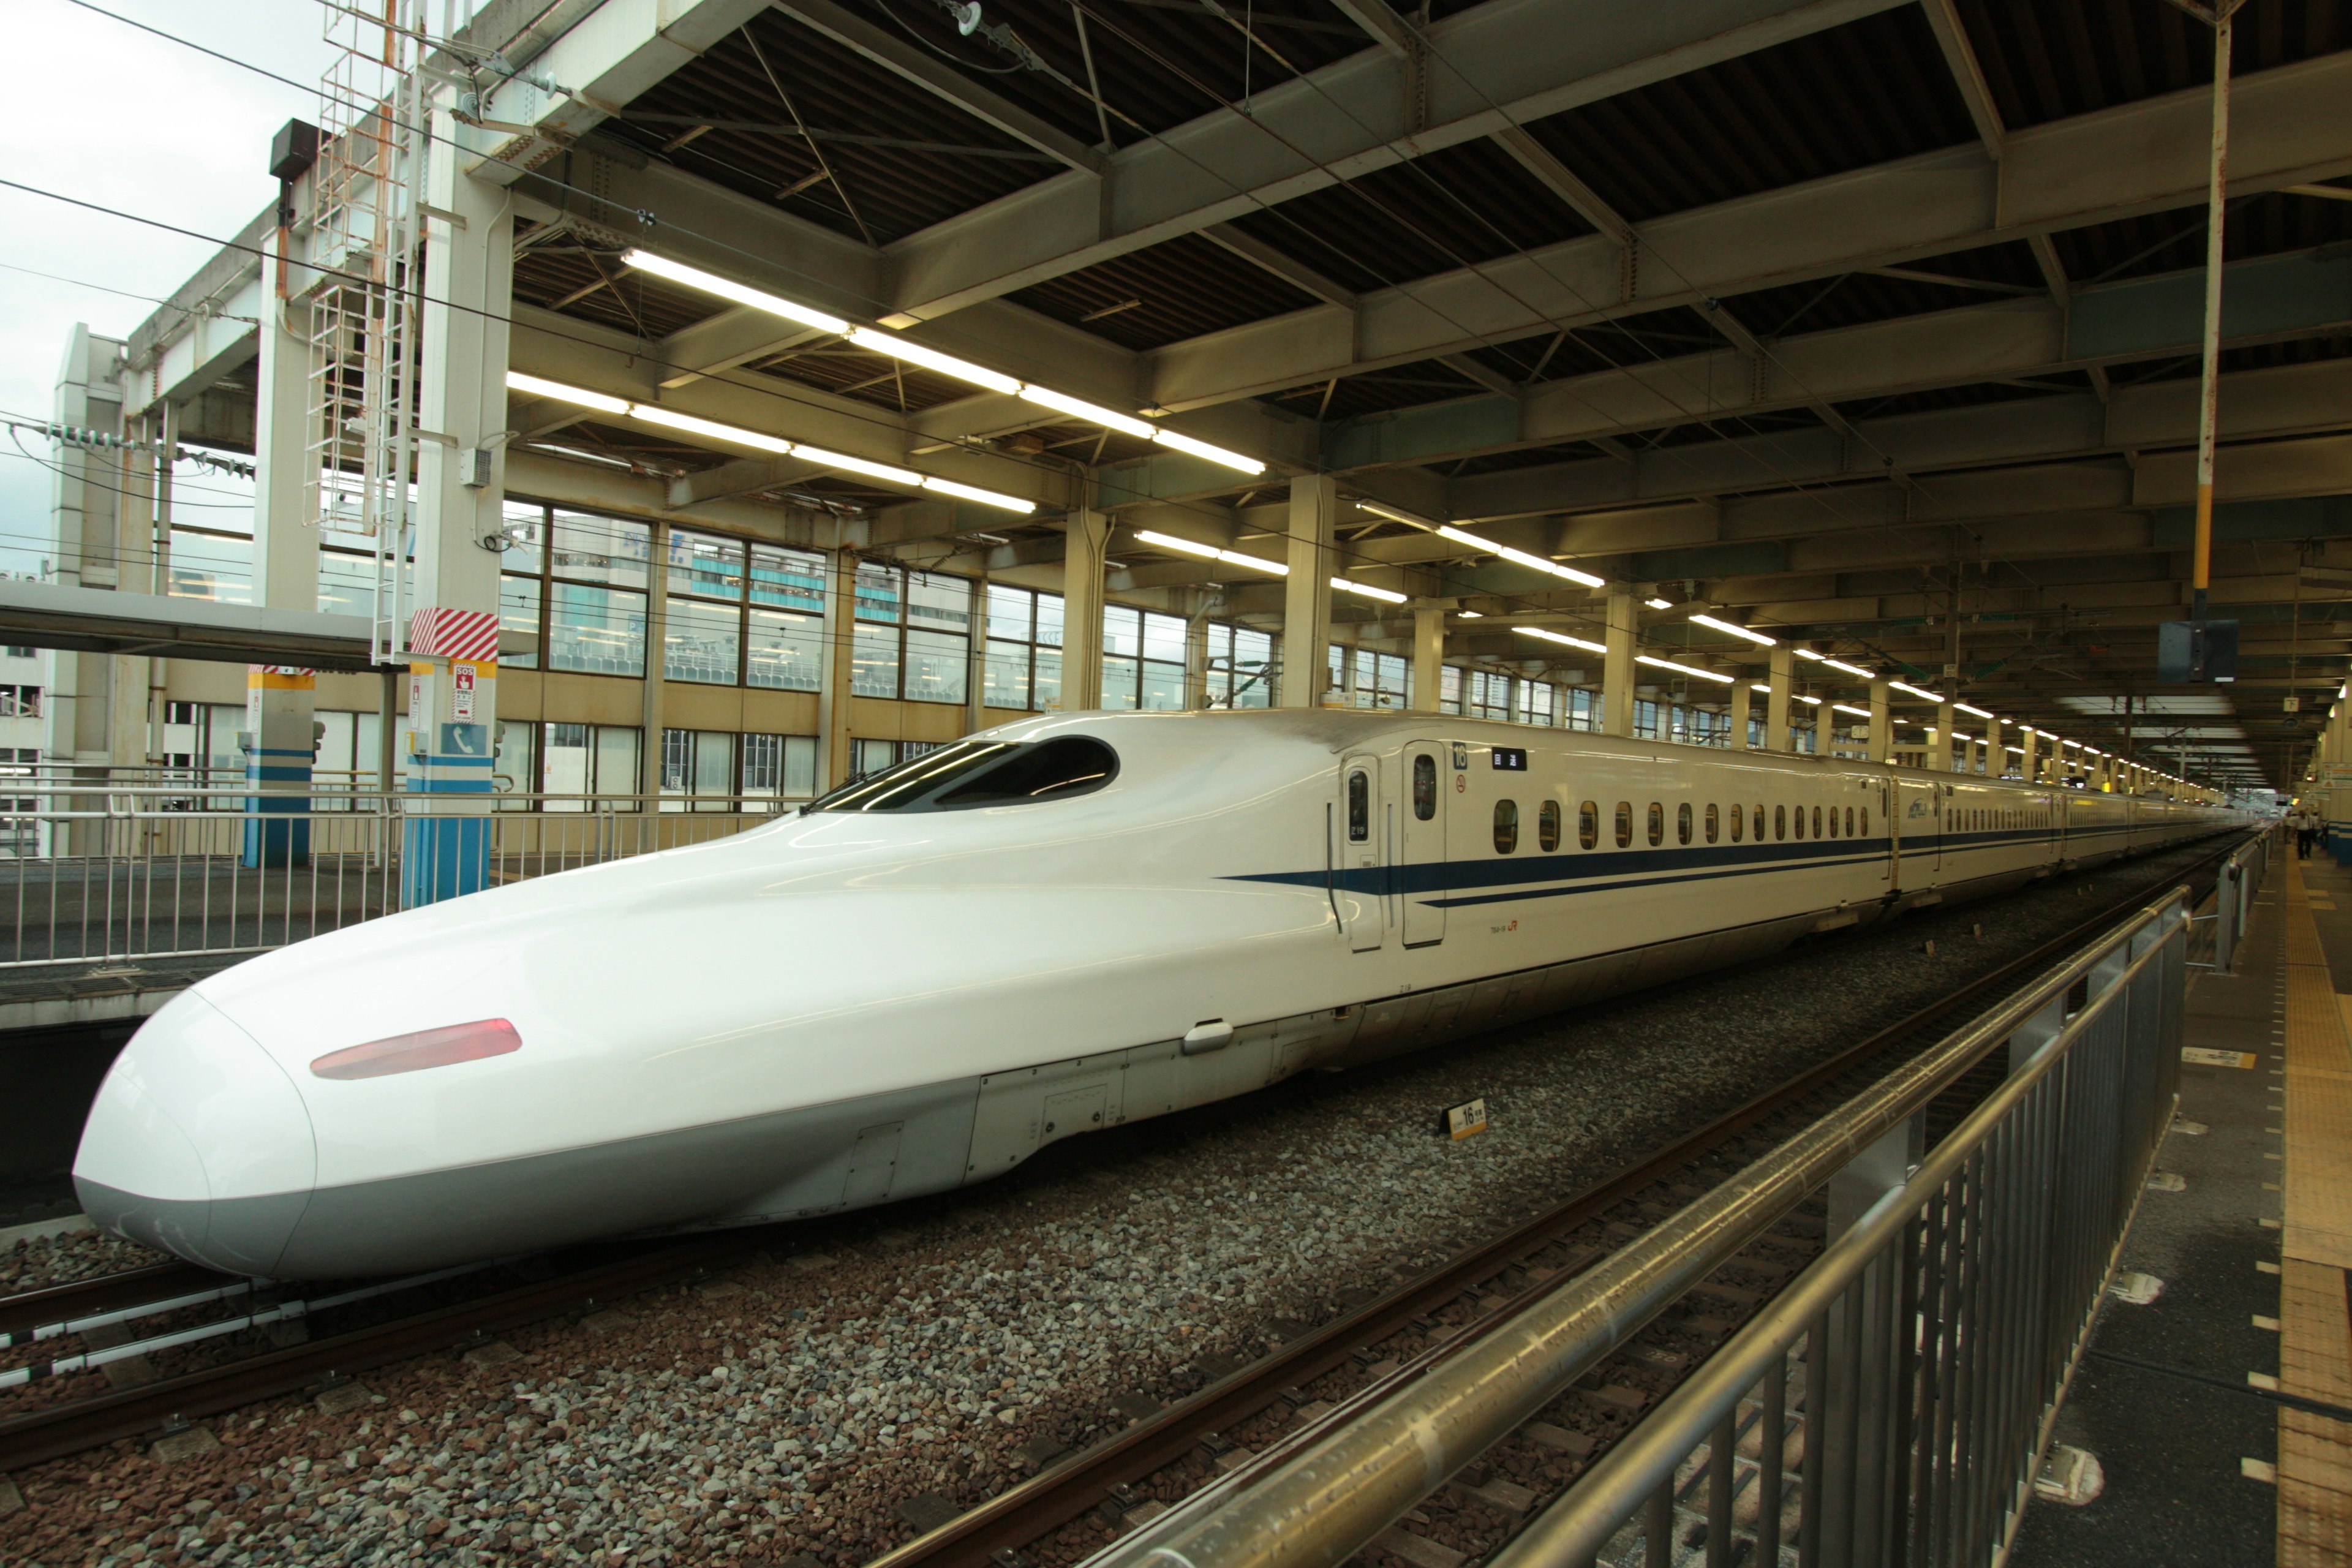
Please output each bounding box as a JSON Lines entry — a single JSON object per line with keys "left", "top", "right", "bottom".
{"left": 2011, "top": 849, "right": 2352, "bottom": 1567}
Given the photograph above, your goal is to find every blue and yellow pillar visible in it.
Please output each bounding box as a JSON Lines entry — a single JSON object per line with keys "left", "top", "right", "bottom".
{"left": 243, "top": 666, "right": 314, "bottom": 867}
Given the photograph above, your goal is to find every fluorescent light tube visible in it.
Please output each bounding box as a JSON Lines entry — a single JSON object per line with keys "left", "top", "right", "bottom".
{"left": 918, "top": 475, "right": 1036, "bottom": 513}
{"left": 1822, "top": 658, "right": 1873, "bottom": 679}
{"left": 1149, "top": 428, "right": 1265, "bottom": 475}
{"left": 627, "top": 404, "right": 794, "bottom": 453}
{"left": 845, "top": 326, "right": 1021, "bottom": 396}
{"left": 622, "top": 250, "right": 850, "bottom": 335}
{"left": 506, "top": 371, "right": 627, "bottom": 415}
{"left": 1331, "top": 576, "right": 1407, "bottom": 604}
{"left": 1689, "top": 613, "right": 1775, "bottom": 646}
{"left": 1517, "top": 627, "right": 1607, "bottom": 654}
{"left": 1016, "top": 385, "right": 1154, "bottom": 438}
{"left": 1637, "top": 654, "right": 1733, "bottom": 684}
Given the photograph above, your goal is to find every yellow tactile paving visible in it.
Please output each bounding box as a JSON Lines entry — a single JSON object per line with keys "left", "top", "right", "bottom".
{"left": 2274, "top": 857, "right": 2352, "bottom": 1565}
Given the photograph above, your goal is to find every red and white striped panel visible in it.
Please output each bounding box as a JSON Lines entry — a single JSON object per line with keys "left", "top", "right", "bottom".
{"left": 409, "top": 608, "right": 500, "bottom": 663}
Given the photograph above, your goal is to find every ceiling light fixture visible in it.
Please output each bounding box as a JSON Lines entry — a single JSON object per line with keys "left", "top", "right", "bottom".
{"left": 504, "top": 372, "right": 1034, "bottom": 513}
{"left": 1889, "top": 681, "right": 1947, "bottom": 703}
{"left": 1689, "top": 613, "right": 1776, "bottom": 646}
{"left": 1637, "top": 654, "right": 1734, "bottom": 684}
{"left": 622, "top": 250, "right": 1264, "bottom": 475}
{"left": 1954, "top": 703, "right": 1994, "bottom": 720}
{"left": 1436, "top": 525, "right": 1607, "bottom": 587}
{"left": 1331, "top": 576, "right": 1407, "bottom": 604}
{"left": 1833, "top": 703, "right": 1872, "bottom": 718}
{"left": 1133, "top": 528, "right": 1288, "bottom": 576}
{"left": 1645, "top": 597, "right": 1671, "bottom": 610}
{"left": 1517, "top": 626, "right": 1607, "bottom": 655}
{"left": 1822, "top": 657, "right": 1874, "bottom": 680}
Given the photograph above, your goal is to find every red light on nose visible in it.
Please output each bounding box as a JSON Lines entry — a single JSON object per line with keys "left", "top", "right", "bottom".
{"left": 310, "top": 1019, "right": 521, "bottom": 1080}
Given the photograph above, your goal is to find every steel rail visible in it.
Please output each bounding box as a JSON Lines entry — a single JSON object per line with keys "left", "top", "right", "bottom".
{"left": 1082, "top": 885, "right": 2198, "bottom": 1568}
{"left": 862, "top": 832, "right": 2254, "bottom": 1568}
{"left": 0, "top": 1262, "right": 227, "bottom": 1342}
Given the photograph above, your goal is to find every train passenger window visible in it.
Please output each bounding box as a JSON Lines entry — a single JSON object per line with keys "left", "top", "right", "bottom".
{"left": 1730, "top": 804, "right": 1744, "bottom": 842}
{"left": 1580, "top": 801, "right": 1599, "bottom": 850}
{"left": 1494, "top": 799, "right": 1519, "bottom": 854}
{"left": 1539, "top": 800, "right": 1561, "bottom": 853}
{"left": 1847, "top": 805, "right": 1856, "bottom": 837}
{"left": 1826, "top": 807, "right": 1838, "bottom": 839}
{"left": 1677, "top": 803, "right": 1692, "bottom": 845}
{"left": 1755, "top": 802, "right": 1765, "bottom": 837}
{"left": 1792, "top": 804, "right": 1804, "bottom": 840}
{"left": 1412, "top": 755, "right": 1437, "bottom": 821}
{"left": 1813, "top": 806, "right": 1824, "bottom": 839}
{"left": 1861, "top": 807, "right": 1869, "bottom": 836}
{"left": 1775, "top": 805, "right": 1787, "bottom": 840}
{"left": 1615, "top": 802, "right": 1632, "bottom": 848}
{"left": 1705, "top": 804, "right": 1720, "bottom": 843}
{"left": 1648, "top": 802, "right": 1664, "bottom": 846}
{"left": 1347, "top": 769, "right": 1370, "bottom": 843}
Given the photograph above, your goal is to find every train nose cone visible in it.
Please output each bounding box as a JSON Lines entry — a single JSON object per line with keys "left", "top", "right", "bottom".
{"left": 73, "top": 990, "right": 318, "bottom": 1276}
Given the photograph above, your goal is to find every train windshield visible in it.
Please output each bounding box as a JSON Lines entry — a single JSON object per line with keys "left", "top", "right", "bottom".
{"left": 804, "top": 736, "right": 1120, "bottom": 814}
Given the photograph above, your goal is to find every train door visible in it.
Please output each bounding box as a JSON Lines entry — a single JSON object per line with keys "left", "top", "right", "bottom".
{"left": 1871, "top": 778, "right": 1892, "bottom": 882}
{"left": 1401, "top": 743, "right": 1446, "bottom": 946}
{"left": 1336, "top": 754, "right": 1387, "bottom": 952}
{"left": 1892, "top": 776, "right": 1940, "bottom": 885}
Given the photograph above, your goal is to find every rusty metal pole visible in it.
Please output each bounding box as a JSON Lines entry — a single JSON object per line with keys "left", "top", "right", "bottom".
{"left": 2190, "top": 7, "right": 2235, "bottom": 648}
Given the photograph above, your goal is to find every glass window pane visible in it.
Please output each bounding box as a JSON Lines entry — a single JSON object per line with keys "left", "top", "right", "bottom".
{"left": 167, "top": 529, "right": 253, "bottom": 603}
{"left": 741, "top": 733, "right": 783, "bottom": 794}
{"left": 855, "top": 562, "right": 902, "bottom": 624}
{"left": 1032, "top": 645, "right": 1063, "bottom": 710}
{"left": 747, "top": 608, "right": 822, "bottom": 691}
{"left": 903, "top": 627, "right": 968, "bottom": 704}
{"left": 1035, "top": 592, "right": 1064, "bottom": 648}
{"left": 551, "top": 511, "right": 649, "bottom": 589}
{"left": 543, "top": 722, "right": 590, "bottom": 801}
{"left": 499, "top": 574, "right": 541, "bottom": 669}
{"left": 852, "top": 621, "right": 900, "bottom": 698}
{"left": 986, "top": 583, "right": 1033, "bottom": 641}
{"left": 984, "top": 639, "right": 1031, "bottom": 710}
{"left": 1143, "top": 613, "right": 1186, "bottom": 666}
{"left": 594, "top": 725, "right": 641, "bottom": 801}
{"left": 668, "top": 530, "right": 745, "bottom": 601}
{"left": 1139, "top": 662, "right": 1183, "bottom": 711}
{"left": 908, "top": 571, "right": 971, "bottom": 633}
{"left": 317, "top": 551, "right": 374, "bottom": 617}
{"left": 750, "top": 543, "right": 826, "bottom": 612}
{"left": 1231, "top": 628, "right": 1272, "bottom": 708}
{"left": 549, "top": 583, "right": 646, "bottom": 677}
{"left": 1102, "top": 605, "right": 1141, "bottom": 659}
{"left": 499, "top": 501, "right": 546, "bottom": 573}
{"left": 665, "top": 597, "right": 742, "bottom": 684}
{"left": 1101, "top": 653, "right": 1139, "bottom": 709}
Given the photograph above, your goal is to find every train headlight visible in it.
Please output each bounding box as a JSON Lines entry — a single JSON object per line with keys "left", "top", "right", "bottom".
{"left": 310, "top": 1019, "right": 522, "bottom": 1080}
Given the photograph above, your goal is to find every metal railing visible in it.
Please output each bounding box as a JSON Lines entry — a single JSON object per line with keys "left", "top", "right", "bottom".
{"left": 1085, "top": 882, "right": 2196, "bottom": 1568}
{"left": 2192, "top": 823, "right": 2274, "bottom": 973}
{"left": 0, "top": 785, "right": 792, "bottom": 968}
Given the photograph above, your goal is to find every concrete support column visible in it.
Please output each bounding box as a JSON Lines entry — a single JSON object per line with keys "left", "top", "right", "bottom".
{"left": 2021, "top": 726, "right": 2040, "bottom": 786}
{"left": 818, "top": 547, "right": 856, "bottom": 789}
{"left": 967, "top": 575, "right": 991, "bottom": 729}
{"left": 1411, "top": 604, "right": 1445, "bottom": 714}
{"left": 1183, "top": 596, "right": 1210, "bottom": 710}
{"left": 401, "top": 113, "right": 513, "bottom": 904}
{"left": 1729, "top": 677, "right": 1752, "bottom": 751}
{"left": 1766, "top": 647, "right": 1793, "bottom": 752}
{"left": 1816, "top": 698, "right": 1836, "bottom": 759}
{"left": 1061, "top": 506, "right": 1107, "bottom": 710}
{"left": 640, "top": 520, "right": 669, "bottom": 803}
{"left": 1869, "top": 680, "right": 1891, "bottom": 763}
{"left": 247, "top": 233, "right": 326, "bottom": 867}
{"left": 1603, "top": 589, "right": 1637, "bottom": 737}
{"left": 1281, "top": 476, "right": 1337, "bottom": 708}
{"left": 1931, "top": 702, "right": 1954, "bottom": 772}
{"left": 1985, "top": 717, "right": 2005, "bottom": 777}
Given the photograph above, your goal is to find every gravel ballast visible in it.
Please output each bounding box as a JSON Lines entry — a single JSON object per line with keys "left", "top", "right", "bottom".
{"left": 0, "top": 840, "right": 2234, "bottom": 1567}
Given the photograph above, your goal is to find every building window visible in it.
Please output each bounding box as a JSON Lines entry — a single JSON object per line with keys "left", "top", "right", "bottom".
{"left": 1103, "top": 605, "right": 1186, "bottom": 710}
{"left": 1333, "top": 646, "right": 1409, "bottom": 709}
{"left": 1466, "top": 669, "right": 1512, "bottom": 722}
{"left": 984, "top": 584, "right": 1063, "bottom": 712}
{"left": 0, "top": 685, "right": 40, "bottom": 718}
{"left": 851, "top": 562, "right": 970, "bottom": 704}
{"left": 540, "top": 722, "right": 641, "bottom": 806}
{"left": 1204, "top": 621, "right": 1273, "bottom": 708}
{"left": 1515, "top": 680, "right": 1555, "bottom": 727}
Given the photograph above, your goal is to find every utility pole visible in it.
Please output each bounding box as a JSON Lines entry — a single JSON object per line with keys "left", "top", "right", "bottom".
{"left": 2186, "top": 0, "right": 2247, "bottom": 651}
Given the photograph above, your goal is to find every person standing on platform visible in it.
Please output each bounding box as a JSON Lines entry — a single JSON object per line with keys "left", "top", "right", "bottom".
{"left": 2296, "top": 803, "right": 2318, "bottom": 859}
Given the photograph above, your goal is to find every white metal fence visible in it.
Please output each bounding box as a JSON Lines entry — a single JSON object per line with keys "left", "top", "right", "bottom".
{"left": 0, "top": 783, "right": 790, "bottom": 967}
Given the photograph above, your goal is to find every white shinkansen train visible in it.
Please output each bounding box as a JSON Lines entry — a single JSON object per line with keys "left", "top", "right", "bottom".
{"left": 75, "top": 710, "right": 2240, "bottom": 1277}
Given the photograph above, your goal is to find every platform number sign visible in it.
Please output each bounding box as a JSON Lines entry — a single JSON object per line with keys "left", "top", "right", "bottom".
{"left": 1439, "top": 1098, "right": 1490, "bottom": 1140}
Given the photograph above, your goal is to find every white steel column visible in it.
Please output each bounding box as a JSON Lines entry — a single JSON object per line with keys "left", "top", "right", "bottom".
{"left": 1729, "top": 677, "right": 1752, "bottom": 751}
{"left": 1869, "top": 679, "right": 1891, "bottom": 763}
{"left": 968, "top": 575, "right": 992, "bottom": 728}
{"left": 1602, "top": 589, "right": 1636, "bottom": 738}
{"left": 2021, "top": 726, "right": 2040, "bottom": 785}
{"left": 1985, "top": 717, "right": 2005, "bottom": 776}
{"left": 1411, "top": 603, "right": 1445, "bottom": 714}
{"left": 401, "top": 108, "right": 513, "bottom": 904}
{"left": 246, "top": 235, "right": 322, "bottom": 866}
{"left": 641, "top": 519, "right": 669, "bottom": 802}
{"left": 1281, "top": 476, "right": 1337, "bottom": 708}
{"left": 1766, "top": 647, "right": 1793, "bottom": 752}
{"left": 1932, "top": 702, "right": 1954, "bottom": 772}
{"left": 818, "top": 546, "right": 856, "bottom": 789}
{"left": 1061, "top": 504, "right": 1107, "bottom": 710}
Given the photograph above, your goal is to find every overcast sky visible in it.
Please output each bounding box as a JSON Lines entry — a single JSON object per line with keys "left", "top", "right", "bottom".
{"left": 0, "top": 0, "right": 345, "bottom": 571}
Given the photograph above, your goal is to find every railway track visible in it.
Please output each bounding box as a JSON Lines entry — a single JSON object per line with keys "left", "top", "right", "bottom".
{"left": 0, "top": 835, "right": 2249, "bottom": 1493}
{"left": 861, "top": 836, "right": 2251, "bottom": 1568}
